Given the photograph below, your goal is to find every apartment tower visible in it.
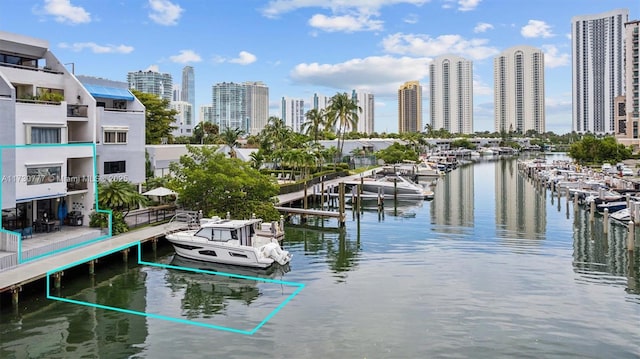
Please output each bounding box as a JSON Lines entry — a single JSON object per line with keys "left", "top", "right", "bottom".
{"left": 429, "top": 54, "right": 473, "bottom": 134}
{"left": 494, "top": 45, "right": 545, "bottom": 134}
{"left": 127, "top": 69, "right": 173, "bottom": 101}
{"left": 572, "top": 8, "right": 629, "bottom": 134}
{"left": 244, "top": 81, "right": 269, "bottom": 135}
{"left": 398, "top": 81, "right": 422, "bottom": 133}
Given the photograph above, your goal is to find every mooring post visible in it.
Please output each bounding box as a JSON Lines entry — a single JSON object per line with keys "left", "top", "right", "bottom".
{"left": 89, "top": 260, "right": 96, "bottom": 275}
{"left": 303, "top": 182, "right": 308, "bottom": 210}
{"left": 122, "top": 248, "right": 130, "bottom": 262}
{"left": 338, "top": 182, "right": 346, "bottom": 227}
{"left": 151, "top": 238, "right": 158, "bottom": 253}
{"left": 53, "top": 271, "right": 63, "bottom": 290}
{"left": 321, "top": 179, "right": 325, "bottom": 210}
{"left": 11, "top": 286, "right": 21, "bottom": 307}
{"left": 574, "top": 193, "right": 579, "bottom": 212}
{"left": 377, "top": 187, "right": 383, "bottom": 211}
{"left": 590, "top": 200, "right": 595, "bottom": 222}
{"left": 603, "top": 208, "right": 609, "bottom": 234}
{"left": 628, "top": 220, "right": 636, "bottom": 252}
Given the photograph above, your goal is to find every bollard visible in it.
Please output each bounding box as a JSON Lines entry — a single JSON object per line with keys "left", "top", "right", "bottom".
{"left": 603, "top": 208, "right": 609, "bottom": 234}
{"left": 628, "top": 220, "right": 635, "bottom": 251}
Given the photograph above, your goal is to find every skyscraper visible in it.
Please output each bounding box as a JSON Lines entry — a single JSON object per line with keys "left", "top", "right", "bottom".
{"left": 624, "top": 20, "right": 639, "bottom": 140}
{"left": 351, "top": 90, "right": 375, "bottom": 134}
{"left": 429, "top": 54, "right": 473, "bottom": 134}
{"left": 313, "top": 93, "right": 331, "bottom": 112}
{"left": 398, "top": 81, "right": 422, "bottom": 133}
{"left": 127, "top": 69, "right": 173, "bottom": 101}
{"left": 181, "top": 66, "right": 195, "bottom": 126}
{"left": 572, "top": 8, "right": 629, "bottom": 134}
{"left": 212, "top": 82, "right": 246, "bottom": 132}
{"left": 494, "top": 45, "right": 545, "bottom": 134}
{"left": 244, "top": 81, "right": 269, "bottom": 135}
{"left": 281, "top": 97, "right": 305, "bottom": 133}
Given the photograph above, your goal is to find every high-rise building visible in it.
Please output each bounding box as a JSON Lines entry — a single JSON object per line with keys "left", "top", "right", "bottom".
{"left": 244, "top": 81, "right": 269, "bottom": 135}
{"left": 572, "top": 8, "right": 629, "bottom": 134}
{"left": 169, "top": 101, "right": 193, "bottom": 137}
{"left": 199, "top": 105, "right": 214, "bottom": 124}
{"left": 281, "top": 97, "right": 305, "bottom": 133}
{"left": 181, "top": 66, "right": 195, "bottom": 127}
{"left": 351, "top": 90, "right": 375, "bottom": 134}
{"left": 398, "top": 81, "right": 422, "bottom": 133}
{"left": 212, "top": 82, "right": 246, "bottom": 132}
{"left": 127, "top": 69, "right": 173, "bottom": 101}
{"left": 624, "top": 20, "right": 639, "bottom": 142}
{"left": 494, "top": 45, "right": 545, "bottom": 134}
{"left": 429, "top": 54, "right": 473, "bottom": 134}
{"left": 172, "top": 84, "right": 181, "bottom": 101}
{"left": 313, "top": 93, "right": 331, "bottom": 112}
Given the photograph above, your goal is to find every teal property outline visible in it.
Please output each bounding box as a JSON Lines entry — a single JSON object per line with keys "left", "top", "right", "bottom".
{"left": 0, "top": 143, "right": 112, "bottom": 263}
{"left": 46, "top": 241, "right": 305, "bottom": 335}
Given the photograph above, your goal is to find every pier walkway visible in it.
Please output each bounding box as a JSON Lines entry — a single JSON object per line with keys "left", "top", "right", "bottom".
{"left": 0, "top": 222, "right": 187, "bottom": 294}
{"left": 276, "top": 171, "right": 376, "bottom": 205}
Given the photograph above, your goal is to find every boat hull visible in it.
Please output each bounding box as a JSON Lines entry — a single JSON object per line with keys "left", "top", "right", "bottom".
{"left": 167, "top": 237, "right": 276, "bottom": 268}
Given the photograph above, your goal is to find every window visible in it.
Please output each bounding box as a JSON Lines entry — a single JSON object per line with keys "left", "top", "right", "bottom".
{"left": 103, "top": 128, "right": 128, "bottom": 144}
{"left": 26, "top": 166, "right": 61, "bottom": 185}
{"left": 31, "top": 127, "right": 61, "bottom": 143}
{"left": 104, "top": 161, "right": 126, "bottom": 174}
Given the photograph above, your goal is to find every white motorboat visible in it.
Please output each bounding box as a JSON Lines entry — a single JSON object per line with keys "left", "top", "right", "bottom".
{"left": 345, "top": 174, "right": 432, "bottom": 200}
{"left": 609, "top": 208, "right": 631, "bottom": 224}
{"left": 415, "top": 161, "right": 444, "bottom": 177}
{"left": 165, "top": 217, "right": 291, "bottom": 268}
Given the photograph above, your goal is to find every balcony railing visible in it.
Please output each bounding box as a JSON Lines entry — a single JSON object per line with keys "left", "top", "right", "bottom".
{"left": 66, "top": 176, "right": 90, "bottom": 191}
{"left": 67, "top": 104, "right": 88, "bottom": 118}
{"left": 0, "top": 61, "right": 63, "bottom": 74}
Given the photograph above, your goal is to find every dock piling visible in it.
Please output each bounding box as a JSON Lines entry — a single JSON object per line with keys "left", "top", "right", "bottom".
{"left": 628, "top": 221, "right": 636, "bottom": 251}
{"left": 590, "top": 201, "right": 595, "bottom": 222}
{"left": 603, "top": 208, "right": 609, "bottom": 234}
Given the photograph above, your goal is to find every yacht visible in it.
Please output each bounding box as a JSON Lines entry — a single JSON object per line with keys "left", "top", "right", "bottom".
{"left": 345, "top": 173, "right": 432, "bottom": 200}
{"left": 165, "top": 217, "right": 291, "bottom": 268}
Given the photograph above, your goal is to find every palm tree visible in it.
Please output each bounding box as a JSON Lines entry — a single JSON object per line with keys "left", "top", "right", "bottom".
{"left": 302, "top": 108, "right": 326, "bottom": 144}
{"left": 326, "top": 92, "right": 361, "bottom": 158}
{"left": 220, "top": 127, "right": 244, "bottom": 158}
{"left": 249, "top": 150, "right": 265, "bottom": 170}
{"left": 98, "top": 180, "right": 148, "bottom": 217}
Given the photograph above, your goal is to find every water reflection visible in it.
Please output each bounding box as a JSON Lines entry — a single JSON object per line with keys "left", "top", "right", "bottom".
{"left": 431, "top": 162, "right": 474, "bottom": 227}
{"left": 572, "top": 208, "right": 640, "bottom": 296}
{"left": 0, "top": 266, "right": 148, "bottom": 359}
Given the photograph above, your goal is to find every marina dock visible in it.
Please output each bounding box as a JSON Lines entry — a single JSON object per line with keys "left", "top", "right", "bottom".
{"left": 0, "top": 222, "right": 188, "bottom": 305}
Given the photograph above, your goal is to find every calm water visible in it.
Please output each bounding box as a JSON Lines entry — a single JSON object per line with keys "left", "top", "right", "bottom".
{"left": 1, "top": 155, "right": 639, "bottom": 358}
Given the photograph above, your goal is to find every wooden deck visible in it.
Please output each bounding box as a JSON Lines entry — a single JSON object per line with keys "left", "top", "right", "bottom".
{"left": 0, "top": 222, "right": 188, "bottom": 293}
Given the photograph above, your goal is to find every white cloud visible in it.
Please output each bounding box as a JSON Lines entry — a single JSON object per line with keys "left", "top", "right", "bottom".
{"left": 43, "top": 0, "right": 91, "bottom": 24}
{"left": 381, "top": 33, "right": 499, "bottom": 60}
{"left": 473, "top": 22, "right": 493, "bottom": 33}
{"left": 521, "top": 20, "right": 554, "bottom": 38}
{"left": 403, "top": 14, "right": 419, "bottom": 24}
{"left": 542, "top": 45, "right": 569, "bottom": 68}
{"left": 290, "top": 55, "right": 431, "bottom": 96}
{"left": 58, "top": 42, "right": 134, "bottom": 54}
{"left": 262, "top": 0, "right": 429, "bottom": 18}
{"left": 458, "top": 0, "right": 481, "bottom": 11}
{"left": 473, "top": 76, "right": 492, "bottom": 96}
{"left": 228, "top": 51, "right": 258, "bottom": 65}
{"left": 169, "top": 50, "right": 202, "bottom": 63}
{"left": 148, "top": 0, "right": 183, "bottom": 26}
{"left": 309, "top": 14, "right": 383, "bottom": 32}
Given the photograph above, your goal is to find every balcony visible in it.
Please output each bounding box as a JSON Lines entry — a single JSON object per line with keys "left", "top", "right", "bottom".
{"left": 67, "top": 104, "right": 88, "bottom": 119}
{"left": 66, "top": 175, "right": 89, "bottom": 192}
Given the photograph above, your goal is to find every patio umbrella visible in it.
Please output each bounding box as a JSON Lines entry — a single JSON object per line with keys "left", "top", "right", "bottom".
{"left": 142, "top": 187, "right": 177, "bottom": 197}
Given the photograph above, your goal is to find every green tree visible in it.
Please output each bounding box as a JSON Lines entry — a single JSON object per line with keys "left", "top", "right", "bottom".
{"left": 302, "top": 108, "right": 326, "bottom": 144}
{"left": 219, "top": 127, "right": 244, "bottom": 158}
{"left": 451, "top": 138, "right": 475, "bottom": 150}
{"left": 131, "top": 89, "right": 178, "bottom": 145}
{"left": 568, "top": 135, "right": 632, "bottom": 164}
{"left": 169, "top": 145, "right": 280, "bottom": 220}
{"left": 326, "top": 92, "right": 361, "bottom": 157}
{"left": 98, "top": 180, "right": 148, "bottom": 217}
{"left": 375, "top": 143, "right": 419, "bottom": 164}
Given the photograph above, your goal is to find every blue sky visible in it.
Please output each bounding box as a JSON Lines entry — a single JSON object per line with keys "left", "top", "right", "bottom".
{"left": 1, "top": 0, "right": 638, "bottom": 134}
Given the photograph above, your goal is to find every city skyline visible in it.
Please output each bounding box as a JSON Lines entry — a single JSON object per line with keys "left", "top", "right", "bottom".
{"left": 1, "top": 0, "right": 637, "bottom": 134}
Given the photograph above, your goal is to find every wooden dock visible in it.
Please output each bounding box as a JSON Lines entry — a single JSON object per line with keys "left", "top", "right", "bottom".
{"left": 0, "top": 222, "right": 188, "bottom": 298}
{"left": 274, "top": 206, "right": 343, "bottom": 218}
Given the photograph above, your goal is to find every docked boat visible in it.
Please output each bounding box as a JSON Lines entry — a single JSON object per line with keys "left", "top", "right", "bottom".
{"left": 165, "top": 217, "right": 291, "bottom": 268}
{"left": 345, "top": 174, "right": 432, "bottom": 200}
{"left": 609, "top": 208, "right": 631, "bottom": 224}
{"left": 415, "top": 161, "right": 444, "bottom": 177}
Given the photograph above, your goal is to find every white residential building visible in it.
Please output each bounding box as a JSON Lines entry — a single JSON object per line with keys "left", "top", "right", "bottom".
{"left": 429, "top": 54, "right": 473, "bottom": 134}
{"left": 281, "top": 97, "right": 305, "bottom": 133}
{"left": 572, "top": 8, "right": 629, "bottom": 134}
{"left": 170, "top": 101, "right": 194, "bottom": 137}
{"left": 127, "top": 69, "right": 173, "bottom": 102}
{"left": 0, "top": 31, "right": 145, "bottom": 233}
{"left": 351, "top": 90, "right": 375, "bottom": 134}
{"left": 494, "top": 45, "right": 545, "bottom": 134}
{"left": 199, "top": 105, "right": 213, "bottom": 124}
{"left": 244, "top": 81, "right": 269, "bottom": 136}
